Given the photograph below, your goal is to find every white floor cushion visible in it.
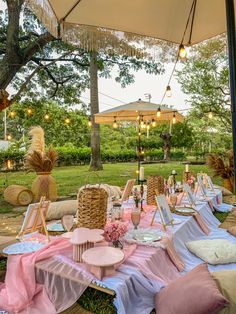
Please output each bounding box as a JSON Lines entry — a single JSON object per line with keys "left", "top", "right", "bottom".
{"left": 186, "top": 239, "right": 236, "bottom": 265}
{"left": 46, "top": 200, "right": 77, "bottom": 221}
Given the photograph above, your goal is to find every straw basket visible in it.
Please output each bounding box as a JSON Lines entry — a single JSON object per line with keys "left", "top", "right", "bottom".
{"left": 77, "top": 186, "right": 108, "bottom": 229}
{"left": 4, "top": 185, "right": 33, "bottom": 205}
{"left": 147, "top": 176, "right": 164, "bottom": 205}
{"left": 32, "top": 172, "right": 58, "bottom": 202}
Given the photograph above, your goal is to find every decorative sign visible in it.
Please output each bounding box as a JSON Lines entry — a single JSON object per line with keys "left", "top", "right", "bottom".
{"left": 197, "top": 175, "right": 207, "bottom": 196}
{"left": 205, "top": 175, "right": 215, "bottom": 192}
{"left": 154, "top": 195, "right": 174, "bottom": 230}
{"left": 121, "top": 179, "right": 136, "bottom": 202}
{"left": 17, "top": 197, "right": 50, "bottom": 241}
{"left": 183, "top": 183, "right": 196, "bottom": 206}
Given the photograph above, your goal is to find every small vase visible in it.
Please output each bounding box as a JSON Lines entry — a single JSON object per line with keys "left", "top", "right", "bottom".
{"left": 112, "top": 240, "right": 123, "bottom": 249}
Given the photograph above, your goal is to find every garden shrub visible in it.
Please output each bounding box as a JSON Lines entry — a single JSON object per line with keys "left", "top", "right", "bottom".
{"left": 0, "top": 147, "right": 187, "bottom": 169}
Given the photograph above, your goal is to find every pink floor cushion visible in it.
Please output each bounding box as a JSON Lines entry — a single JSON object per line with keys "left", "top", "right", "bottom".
{"left": 155, "top": 263, "right": 228, "bottom": 314}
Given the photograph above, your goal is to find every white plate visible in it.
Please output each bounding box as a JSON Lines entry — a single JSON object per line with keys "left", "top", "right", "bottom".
{"left": 175, "top": 207, "right": 195, "bottom": 214}
{"left": 3, "top": 241, "right": 44, "bottom": 255}
{"left": 134, "top": 233, "right": 162, "bottom": 242}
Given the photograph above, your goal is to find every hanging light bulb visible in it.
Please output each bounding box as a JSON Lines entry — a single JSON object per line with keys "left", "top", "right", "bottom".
{"left": 64, "top": 117, "right": 70, "bottom": 124}
{"left": 151, "top": 119, "right": 156, "bottom": 127}
{"left": 156, "top": 107, "right": 161, "bottom": 118}
{"left": 147, "top": 122, "right": 150, "bottom": 130}
{"left": 172, "top": 112, "right": 176, "bottom": 124}
{"left": 44, "top": 113, "right": 50, "bottom": 120}
{"left": 9, "top": 111, "right": 16, "bottom": 118}
{"left": 27, "top": 108, "right": 33, "bottom": 115}
{"left": 136, "top": 115, "right": 140, "bottom": 120}
{"left": 113, "top": 117, "right": 118, "bottom": 128}
{"left": 88, "top": 116, "right": 92, "bottom": 127}
{"left": 208, "top": 107, "right": 213, "bottom": 119}
{"left": 179, "top": 44, "right": 187, "bottom": 59}
{"left": 6, "top": 134, "right": 12, "bottom": 141}
{"left": 140, "top": 148, "right": 145, "bottom": 155}
{"left": 166, "top": 85, "right": 172, "bottom": 97}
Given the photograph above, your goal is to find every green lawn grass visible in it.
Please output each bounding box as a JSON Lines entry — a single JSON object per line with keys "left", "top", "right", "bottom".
{"left": 0, "top": 162, "right": 223, "bottom": 214}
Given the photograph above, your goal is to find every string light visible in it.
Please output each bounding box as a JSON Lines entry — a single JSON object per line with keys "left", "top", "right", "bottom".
{"left": 64, "top": 118, "right": 70, "bottom": 124}
{"left": 6, "top": 134, "right": 12, "bottom": 141}
{"left": 140, "top": 116, "right": 144, "bottom": 126}
{"left": 179, "top": 44, "right": 187, "bottom": 59}
{"left": 208, "top": 107, "right": 213, "bottom": 119}
{"left": 151, "top": 119, "right": 156, "bottom": 127}
{"left": 166, "top": 85, "right": 172, "bottom": 97}
{"left": 44, "top": 113, "right": 50, "bottom": 120}
{"left": 88, "top": 116, "right": 92, "bottom": 127}
{"left": 27, "top": 108, "right": 33, "bottom": 115}
{"left": 9, "top": 111, "right": 16, "bottom": 118}
{"left": 141, "top": 122, "right": 147, "bottom": 129}
{"left": 136, "top": 115, "right": 140, "bottom": 120}
{"left": 157, "top": 107, "right": 161, "bottom": 118}
{"left": 172, "top": 112, "right": 176, "bottom": 124}
{"left": 113, "top": 117, "right": 118, "bottom": 128}
{"left": 140, "top": 148, "right": 145, "bottom": 155}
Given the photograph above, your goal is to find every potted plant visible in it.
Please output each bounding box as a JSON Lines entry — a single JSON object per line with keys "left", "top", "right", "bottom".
{"left": 206, "top": 150, "right": 234, "bottom": 192}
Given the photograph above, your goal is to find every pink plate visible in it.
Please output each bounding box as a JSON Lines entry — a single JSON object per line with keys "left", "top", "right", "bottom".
{"left": 82, "top": 247, "right": 124, "bottom": 267}
{"left": 70, "top": 228, "right": 104, "bottom": 245}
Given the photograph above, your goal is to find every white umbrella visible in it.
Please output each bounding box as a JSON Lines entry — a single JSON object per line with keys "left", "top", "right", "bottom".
{"left": 27, "top": 0, "right": 232, "bottom": 47}
{"left": 26, "top": 0, "right": 236, "bottom": 190}
{"left": 94, "top": 100, "right": 184, "bottom": 124}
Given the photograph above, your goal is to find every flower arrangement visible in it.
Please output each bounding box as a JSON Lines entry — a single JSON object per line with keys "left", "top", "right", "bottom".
{"left": 133, "top": 187, "right": 141, "bottom": 208}
{"left": 187, "top": 175, "right": 196, "bottom": 186}
{"left": 104, "top": 222, "right": 128, "bottom": 247}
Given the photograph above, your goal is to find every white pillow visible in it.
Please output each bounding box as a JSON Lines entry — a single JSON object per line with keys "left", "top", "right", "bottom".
{"left": 186, "top": 239, "right": 236, "bottom": 265}
{"left": 46, "top": 200, "right": 77, "bottom": 221}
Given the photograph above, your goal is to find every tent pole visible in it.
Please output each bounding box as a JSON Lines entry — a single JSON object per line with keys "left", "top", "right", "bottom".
{"left": 138, "top": 122, "right": 141, "bottom": 183}
{"left": 225, "top": 0, "right": 236, "bottom": 193}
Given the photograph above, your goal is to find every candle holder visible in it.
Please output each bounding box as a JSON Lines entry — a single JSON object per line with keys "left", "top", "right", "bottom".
{"left": 184, "top": 171, "right": 190, "bottom": 183}
{"left": 170, "top": 171, "right": 177, "bottom": 191}
{"left": 139, "top": 179, "right": 146, "bottom": 211}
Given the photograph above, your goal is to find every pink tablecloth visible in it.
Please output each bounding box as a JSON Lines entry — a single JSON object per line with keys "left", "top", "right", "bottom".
{"left": 0, "top": 238, "right": 91, "bottom": 314}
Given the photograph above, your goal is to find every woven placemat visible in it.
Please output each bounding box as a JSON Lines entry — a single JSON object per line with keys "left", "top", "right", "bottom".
{"left": 170, "top": 207, "right": 196, "bottom": 217}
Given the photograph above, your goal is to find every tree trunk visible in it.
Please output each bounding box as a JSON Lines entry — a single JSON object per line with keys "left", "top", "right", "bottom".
{"left": 89, "top": 51, "right": 103, "bottom": 171}
{"left": 160, "top": 132, "right": 172, "bottom": 161}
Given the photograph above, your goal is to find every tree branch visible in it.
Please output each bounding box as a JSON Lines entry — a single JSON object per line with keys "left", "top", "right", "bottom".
{"left": 23, "top": 32, "right": 55, "bottom": 62}
{"left": 31, "top": 56, "right": 89, "bottom": 67}
{"left": 9, "top": 51, "right": 73, "bottom": 105}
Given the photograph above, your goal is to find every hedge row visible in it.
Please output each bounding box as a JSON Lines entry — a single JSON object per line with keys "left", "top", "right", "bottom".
{"left": 0, "top": 147, "right": 186, "bottom": 168}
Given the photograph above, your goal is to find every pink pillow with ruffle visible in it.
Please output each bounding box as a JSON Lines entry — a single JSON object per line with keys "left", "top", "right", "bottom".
{"left": 155, "top": 263, "right": 228, "bottom": 314}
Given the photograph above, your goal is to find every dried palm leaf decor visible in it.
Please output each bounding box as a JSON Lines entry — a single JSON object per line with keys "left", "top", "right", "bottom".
{"left": 25, "top": 126, "right": 58, "bottom": 201}
{"left": 206, "top": 150, "right": 234, "bottom": 192}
